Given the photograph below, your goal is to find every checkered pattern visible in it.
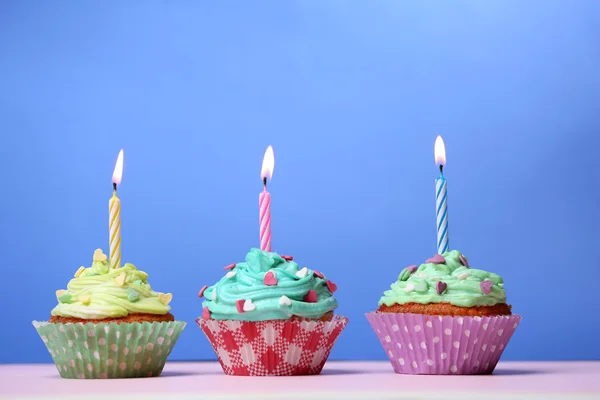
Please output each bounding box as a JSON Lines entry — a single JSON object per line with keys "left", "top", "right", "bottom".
{"left": 196, "top": 315, "right": 348, "bottom": 376}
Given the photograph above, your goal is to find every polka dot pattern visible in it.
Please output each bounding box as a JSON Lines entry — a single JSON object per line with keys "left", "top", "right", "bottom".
{"left": 366, "top": 312, "right": 522, "bottom": 375}
{"left": 32, "top": 320, "right": 186, "bottom": 379}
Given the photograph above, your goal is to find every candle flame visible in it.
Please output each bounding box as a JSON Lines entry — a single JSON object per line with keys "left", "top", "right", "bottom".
{"left": 261, "top": 145, "right": 274, "bottom": 181}
{"left": 434, "top": 136, "right": 446, "bottom": 166}
{"left": 112, "top": 149, "right": 124, "bottom": 185}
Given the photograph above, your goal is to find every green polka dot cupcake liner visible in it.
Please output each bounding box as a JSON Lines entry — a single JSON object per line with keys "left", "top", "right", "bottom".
{"left": 32, "top": 320, "right": 186, "bottom": 379}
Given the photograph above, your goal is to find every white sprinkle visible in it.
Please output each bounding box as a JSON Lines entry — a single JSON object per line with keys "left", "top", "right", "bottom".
{"left": 295, "top": 267, "right": 308, "bottom": 279}
{"left": 416, "top": 272, "right": 428, "bottom": 279}
{"left": 404, "top": 283, "right": 415, "bottom": 293}
{"left": 243, "top": 299, "right": 256, "bottom": 312}
{"left": 225, "top": 271, "right": 237, "bottom": 279}
{"left": 458, "top": 272, "right": 470, "bottom": 280}
{"left": 278, "top": 295, "right": 292, "bottom": 306}
{"left": 212, "top": 289, "right": 217, "bottom": 301}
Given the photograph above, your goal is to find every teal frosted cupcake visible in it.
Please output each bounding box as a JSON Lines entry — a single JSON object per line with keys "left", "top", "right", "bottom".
{"left": 197, "top": 248, "right": 348, "bottom": 376}
{"left": 33, "top": 249, "right": 186, "bottom": 379}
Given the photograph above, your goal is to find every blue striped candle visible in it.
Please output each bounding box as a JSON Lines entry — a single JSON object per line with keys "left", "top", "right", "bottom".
{"left": 434, "top": 136, "right": 448, "bottom": 254}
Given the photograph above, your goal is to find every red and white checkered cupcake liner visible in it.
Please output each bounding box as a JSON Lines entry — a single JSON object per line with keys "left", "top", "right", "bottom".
{"left": 366, "top": 312, "right": 521, "bottom": 375}
{"left": 196, "top": 315, "right": 348, "bottom": 376}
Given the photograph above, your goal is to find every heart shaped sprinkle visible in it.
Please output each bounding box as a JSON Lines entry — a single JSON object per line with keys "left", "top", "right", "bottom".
{"left": 415, "top": 281, "right": 428, "bottom": 292}
{"left": 399, "top": 265, "right": 418, "bottom": 281}
{"left": 198, "top": 285, "right": 208, "bottom": 298}
{"left": 436, "top": 281, "right": 448, "bottom": 295}
{"left": 426, "top": 254, "right": 446, "bottom": 264}
{"left": 159, "top": 293, "right": 173, "bottom": 305}
{"left": 326, "top": 280, "right": 338, "bottom": 293}
{"left": 225, "top": 270, "right": 237, "bottom": 279}
{"left": 279, "top": 295, "right": 292, "bottom": 306}
{"left": 313, "top": 270, "right": 324, "bottom": 279}
{"left": 480, "top": 280, "right": 493, "bottom": 294}
{"left": 407, "top": 265, "right": 418, "bottom": 273}
{"left": 236, "top": 299, "right": 245, "bottom": 313}
{"left": 93, "top": 249, "right": 107, "bottom": 262}
{"left": 74, "top": 266, "right": 85, "bottom": 278}
{"left": 295, "top": 267, "right": 308, "bottom": 279}
{"left": 459, "top": 254, "right": 469, "bottom": 267}
{"left": 264, "top": 271, "right": 278, "bottom": 286}
{"left": 281, "top": 255, "right": 293, "bottom": 261}
{"left": 457, "top": 272, "right": 469, "bottom": 280}
{"left": 223, "top": 263, "right": 236, "bottom": 271}
{"left": 79, "top": 295, "right": 91, "bottom": 304}
{"left": 243, "top": 299, "right": 256, "bottom": 312}
{"left": 202, "top": 306, "right": 211, "bottom": 320}
{"left": 404, "top": 283, "right": 415, "bottom": 293}
{"left": 304, "top": 289, "right": 318, "bottom": 303}
{"left": 115, "top": 272, "right": 127, "bottom": 286}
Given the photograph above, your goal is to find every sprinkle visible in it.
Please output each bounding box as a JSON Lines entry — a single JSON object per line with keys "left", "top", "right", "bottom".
{"left": 243, "top": 299, "right": 256, "bottom": 312}
{"left": 57, "top": 291, "right": 72, "bottom": 304}
{"left": 131, "top": 280, "right": 143, "bottom": 286}
{"left": 436, "top": 281, "right": 448, "bottom": 295}
{"left": 79, "top": 295, "right": 91, "bottom": 304}
{"left": 74, "top": 266, "right": 85, "bottom": 278}
{"left": 279, "top": 295, "right": 292, "bottom": 306}
{"left": 458, "top": 272, "right": 470, "bottom": 280}
{"left": 56, "top": 289, "right": 66, "bottom": 298}
{"left": 313, "top": 270, "right": 324, "bottom": 279}
{"left": 426, "top": 254, "right": 446, "bottom": 264}
{"left": 202, "top": 307, "right": 210, "bottom": 320}
{"left": 198, "top": 285, "right": 208, "bottom": 298}
{"left": 158, "top": 293, "right": 173, "bottom": 305}
{"left": 480, "top": 280, "right": 493, "bottom": 294}
{"left": 223, "top": 263, "right": 236, "bottom": 271}
{"left": 236, "top": 299, "right": 245, "bottom": 313}
{"left": 212, "top": 289, "right": 217, "bottom": 301}
{"left": 304, "top": 290, "right": 318, "bottom": 303}
{"left": 295, "top": 267, "right": 308, "bottom": 279}
{"left": 399, "top": 265, "right": 418, "bottom": 281}
{"left": 407, "top": 265, "right": 418, "bottom": 273}
{"left": 93, "top": 249, "right": 107, "bottom": 262}
{"left": 127, "top": 288, "right": 140, "bottom": 302}
{"left": 264, "top": 271, "right": 278, "bottom": 286}
{"left": 404, "top": 283, "right": 415, "bottom": 293}
{"left": 415, "top": 281, "right": 428, "bottom": 292}
{"left": 416, "top": 272, "right": 428, "bottom": 279}
{"left": 225, "top": 270, "right": 237, "bottom": 279}
{"left": 115, "top": 272, "right": 126, "bottom": 286}
{"left": 459, "top": 254, "right": 469, "bottom": 267}
{"left": 326, "top": 280, "right": 338, "bottom": 293}
{"left": 281, "top": 255, "right": 293, "bottom": 261}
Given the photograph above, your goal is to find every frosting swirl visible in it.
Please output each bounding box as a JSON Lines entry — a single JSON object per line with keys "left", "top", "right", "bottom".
{"left": 51, "top": 249, "right": 172, "bottom": 319}
{"left": 201, "top": 248, "right": 338, "bottom": 321}
{"left": 378, "top": 250, "right": 506, "bottom": 308}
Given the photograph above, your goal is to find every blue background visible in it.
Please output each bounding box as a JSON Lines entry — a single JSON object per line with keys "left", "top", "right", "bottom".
{"left": 1, "top": 1, "right": 599, "bottom": 363}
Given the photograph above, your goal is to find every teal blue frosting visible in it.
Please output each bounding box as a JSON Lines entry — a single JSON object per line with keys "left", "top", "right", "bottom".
{"left": 202, "top": 248, "right": 338, "bottom": 321}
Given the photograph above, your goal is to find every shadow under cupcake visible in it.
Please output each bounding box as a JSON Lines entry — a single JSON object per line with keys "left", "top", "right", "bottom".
{"left": 366, "top": 250, "right": 521, "bottom": 375}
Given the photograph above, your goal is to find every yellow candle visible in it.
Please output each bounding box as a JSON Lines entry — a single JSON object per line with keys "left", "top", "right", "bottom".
{"left": 109, "top": 149, "right": 124, "bottom": 269}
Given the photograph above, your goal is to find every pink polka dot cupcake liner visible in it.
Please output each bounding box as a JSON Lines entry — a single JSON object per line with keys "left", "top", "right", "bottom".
{"left": 32, "top": 320, "right": 186, "bottom": 379}
{"left": 366, "top": 312, "right": 522, "bottom": 375}
{"left": 196, "top": 315, "right": 348, "bottom": 376}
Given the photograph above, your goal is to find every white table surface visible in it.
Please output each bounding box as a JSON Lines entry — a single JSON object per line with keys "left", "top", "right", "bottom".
{"left": 1, "top": 361, "right": 599, "bottom": 399}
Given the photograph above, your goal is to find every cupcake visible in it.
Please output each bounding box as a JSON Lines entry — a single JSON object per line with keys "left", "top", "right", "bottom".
{"left": 366, "top": 250, "right": 521, "bottom": 375}
{"left": 33, "top": 249, "right": 186, "bottom": 379}
{"left": 196, "top": 248, "right": 348, "bottom": 376}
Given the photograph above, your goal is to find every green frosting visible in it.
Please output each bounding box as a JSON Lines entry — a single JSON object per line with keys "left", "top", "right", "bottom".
{"left": 51, "top": 250, "right": 172, "bottom": 319}
{"left": 202, "top": 248, "right": 338, "bottom": 321}
{"left": 378, "top": 250, "right": 506, "bottom": 308}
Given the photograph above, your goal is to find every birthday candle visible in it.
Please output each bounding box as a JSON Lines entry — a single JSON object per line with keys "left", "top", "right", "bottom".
{"left": 434, "top": 136, "right": 449, "bottom": 254}
{"left": 259, "top": 146, "right": 274, "bottom": 252}
{"left": 109, "top": 150, "right": 123, "bottom": 269}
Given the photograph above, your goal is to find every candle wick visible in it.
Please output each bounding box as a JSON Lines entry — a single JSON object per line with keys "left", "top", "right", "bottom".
{"left": 113, "top": 182, "right": 117, "bottom": 193}
{"left": 439, "top": 164, "right": 444, "bottom": 175}
{"left": 263, "top": 176, "right": 267, "bottom": 190}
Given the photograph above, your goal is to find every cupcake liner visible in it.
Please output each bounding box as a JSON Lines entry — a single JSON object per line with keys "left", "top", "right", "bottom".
{"left": 32, "top": 320, "right": 186, "bottom": 379}
{"left": 366, "top": 312, "right": 521, "bottom": 375}
{"left": 196, "top": 315, "right": 348, "bottom": 376}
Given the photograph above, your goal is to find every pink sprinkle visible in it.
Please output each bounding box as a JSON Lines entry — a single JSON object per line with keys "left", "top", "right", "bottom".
{"left": 407, "top": 265, "right": 418, "bottom": 273}
{"left": 480, "top": 280, "right": 493, "bottom": 294}
{"left": 201, "top": 307, "right": 210, "bottom": 320}
{"left": 236, "top": 299, "right": 245, "bottom": 313}
{"left": 281, "top": 255, "right": 293, "bottom": 261}
{"left": 436, "top": 281, "right": 448, "bottom": 295}
{"left": 304, "top": 290, "right": 318, "bottom": 303}
{"left": 313, "top": 270, "right": 324, "bottom": 279}
{"left": 326, "top": 280, "right": 338, "bottom": 293}
{"left": 198, "top": 285, "right": 208, "bottom": 298}
{"left": 459, "top": 254, "right": 469, "bottom": 267}
{"left": 263, "top": 271, "right": 278, "bottom": 286}
{"left": 223, "top": 263, "right": 236, "bottom": 270}
{"left": 426, "top": 254, "right": 446, "bottom": 264}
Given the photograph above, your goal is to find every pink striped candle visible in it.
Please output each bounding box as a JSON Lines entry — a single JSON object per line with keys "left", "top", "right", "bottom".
{"left": 259, "top": 146, "right": 274, "bottom": 252}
